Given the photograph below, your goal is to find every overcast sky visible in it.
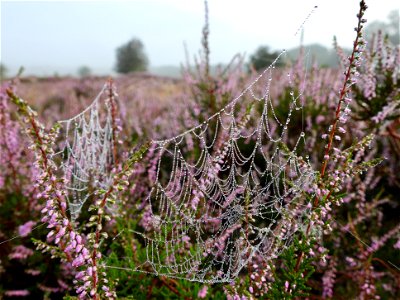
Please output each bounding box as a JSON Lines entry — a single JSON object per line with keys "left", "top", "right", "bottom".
{"left": 1, "top": 0, "right": 398, "bottom": 76}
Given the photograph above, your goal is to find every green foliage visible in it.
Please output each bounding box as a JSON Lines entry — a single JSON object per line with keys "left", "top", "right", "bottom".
{"left": 124, "top": 142, "right": 150, "bottom": 169}
{"left": 77, "top": 66, "right": 91, "bottom": 78}
{"left": 266, "top": 236, "right": 315, "bottom": 299}
{"left": 0, "top": 63, "right": 7, "bottom": 80}
{"left": 249, "top": 46, "right": 283, "bottom": 71}
{"left": 104, "top": 208, "right": 226, "bottom": 299}
{"left": 115, "top": 38, "right": 149, "bottom": 74}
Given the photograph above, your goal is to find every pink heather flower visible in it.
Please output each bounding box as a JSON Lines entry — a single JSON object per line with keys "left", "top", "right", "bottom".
{"left": 38, "top": 284, "right": 61, "bottom": 293}
{"left": 72, "top": 255, "right": 85, "bottom": 267}
{"left": 191, "top": 196, "right": 200, "bottom": 210}
{"left": 55, "top": 227, "right": 66, "bottom": 239}
{"left": 394, "top": 239, "right": 400, "bottom": 250}
{"left": 57, "top": 279, "right": 69, "bottom": 290}
{"left": 322, "top": 265, "right": 336, "bottom": 298}
{"left": 102, "top": 286, "right": 110, "bottom": 292}
{"left": 321, "top": 134, "right": 328, "bottom": 139}
{"left": 18, "top": 221, "right": 36, "bottom": 237}
{"left": 76, "top": 271, "right": 85, "bottom": 280}
{"left": 315, "top": 115, "right": 325, "bottom": 124}
{"left": 182, "top": 235, "right": 191, "bottom": 243}
{"left": 78, "top": 291, "right": 87, "bottom": 299}
{"left": 8, "top": 245, "right": 34, "bottom": 260}
{"left": 198, "top": 285, "right": 208, "bottom": 298}
{"left": 5, "top": 290, "right": 30, "bottom": 297}
{"left": 345, "top": 257, "right": 357, "bottom": 267}
{"left": 25, "top": 269, "right": 41, "bottom": 276}
{"left": 344, "top": 97, "right": 352, "bottom": 104}
{"left": 285, "top": 281, "right": 289, "bottom": 290}
{"left": 76, "top": 244, "right": 83, "bottom": 253}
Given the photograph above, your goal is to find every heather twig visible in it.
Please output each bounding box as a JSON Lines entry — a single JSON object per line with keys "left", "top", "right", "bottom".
{"left": 293, "top": 0, "right": 369, "bottom": 279}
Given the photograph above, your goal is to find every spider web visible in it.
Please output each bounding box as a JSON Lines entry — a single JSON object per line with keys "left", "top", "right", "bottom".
{"left": 54, "top": 81, "right": 117, "bottom": 220}
{"left": 119, "top": 51, "right": 316, "bottom": 283}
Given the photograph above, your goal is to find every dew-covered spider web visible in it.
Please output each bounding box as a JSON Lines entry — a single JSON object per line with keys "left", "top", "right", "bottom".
{"left": 54, "top": 81, "right": 117, "bottom": 220}
{"left": 110, "top": 50, "right": 317, "bottom": 283}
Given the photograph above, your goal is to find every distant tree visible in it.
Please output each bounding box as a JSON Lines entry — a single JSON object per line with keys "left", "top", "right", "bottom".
{"left": 115, "top": 38, "right": 149, "bottom": 74}
{"left": 78, "top": 66, "right": 92, "bottom": 78}
{"left": 365, "top": 10, "right": 399, "bottom": 45}
{"left": 249, "top": 46, "right": 283, "bottom": 72}
{"left": 0, "top": 63, "right": 7, "bottom": 80}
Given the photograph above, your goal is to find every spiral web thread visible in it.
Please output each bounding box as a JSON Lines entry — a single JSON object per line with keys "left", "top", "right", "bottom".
{"left": 115, "top": 50, "right": 316, "bottom": 283}
{"left": 54, "top": 82, "right": 117, "bottom": 220}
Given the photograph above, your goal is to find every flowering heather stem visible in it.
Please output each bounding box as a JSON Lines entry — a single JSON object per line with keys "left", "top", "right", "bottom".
{"left": 89, "top": 142, "right": 149, "bottom": 299}
{"left": 6, "top": 89, "right": 71, "bottom": 228}
{"left": 201, "top": 0, "right": 210, "bottom": 80}
{"left": 7, "top": 89, "right": 110, "bottom": 299}
{"left": 107, "top": 78, "right": 119, "bottom": 165}
{"left": 7, "top": 89, "right": 148, "bottom": 299}
{"left": 293, "top": 0, "right": 368, "bottom": 276}
{"left": 320, "top": 0, "right": 367, "bottom": 180}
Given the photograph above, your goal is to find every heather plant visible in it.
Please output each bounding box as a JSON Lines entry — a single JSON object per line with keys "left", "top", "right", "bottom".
{"left": 257, "top": 4, "right": 400, "bottom": 298}
{"left": 0, "top": 83, "right": 24, "bottom": 193}
{"left": 0, "top": 82, "right": 72, "bottom": 298}
{"left": 218, "top": 1, "right": 398, "bottom": 298}
{"left": 181, "top": 0, "right": 246, "bottom": 129}
{"left": 5, "top": 86, "right": 148, "bottom": 299}
{"left": 310, "top": 28, "right": 400, "bottom": 298}
{"left": 352, "top": 30, "right": 400, "bottom": 184}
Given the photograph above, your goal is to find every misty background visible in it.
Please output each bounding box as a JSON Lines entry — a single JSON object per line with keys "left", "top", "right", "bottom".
{"left": 1, "top": 0, "right": 399, "bottom": 78}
